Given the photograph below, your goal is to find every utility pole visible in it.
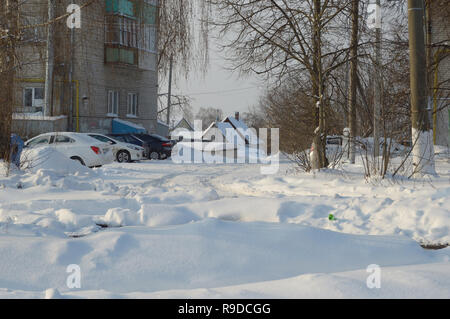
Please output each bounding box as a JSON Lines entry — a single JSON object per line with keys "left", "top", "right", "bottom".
{"left": 68, "top": 26, "right": 74, "bottom": 131}
{"left": 373, "top": 0, "right": 382, "bottom": 162}
{"left": 166, "top": 55, "right": 173, "bottom": 127}
{"left": 44, "top": 0, "right": 55, "bottom": 117}
{"left": 408, "top": 0, "right": 435, "bottom": 176}
{"left": 348, "top": 0, "right": 360, "bottom": 164}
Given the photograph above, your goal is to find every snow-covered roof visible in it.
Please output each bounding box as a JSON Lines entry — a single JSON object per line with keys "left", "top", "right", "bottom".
{"left": 202, "top": 116, "right": 265, "bottom": 145}
{"left": 223, "top": 116, "right": 249, "bottom": 131}
{"left": 13, "top": 112, "right": 67, "bottom": 121}
{"left": 223, "top": 116, "right": 261, "bottom": 145}
{"left": 202, "top": 121, "right": 247, "bottom": 145}
{"left": 216, "top": 122, "right": 235, "bottom": 137}
{"left": 202, "top": 122, "right": 216, "bottom": 136}
{"left": 173, "top": 118, "right": 194, "bottom": 131}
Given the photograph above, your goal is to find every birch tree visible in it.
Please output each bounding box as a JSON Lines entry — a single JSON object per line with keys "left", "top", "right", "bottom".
{"left": 158, "top": 1, "right": 211, "bottom": 77}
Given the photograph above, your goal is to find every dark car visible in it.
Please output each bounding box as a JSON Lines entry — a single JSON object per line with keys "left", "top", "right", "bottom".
{"left": 133, "top": 134, "right": 173, "bottom": 160}
{"left": 326, "top": 136, "right": 343, "bottom": 146}
{"left": 107, "top": 134, "right": 149, "bottom": 158}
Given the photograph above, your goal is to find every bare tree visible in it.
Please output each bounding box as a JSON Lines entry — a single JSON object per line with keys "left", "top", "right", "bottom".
{"left": 158, "top": 1, "right": 211, "bottom": 77}
{"left": 158, "top": 94, "right": 193, "bottom": 128}
{"left": 208, "top": 0, "right": 357, "bottom": 169}
{"left": 195, "top": 107, "right": 224, "bottom": 130}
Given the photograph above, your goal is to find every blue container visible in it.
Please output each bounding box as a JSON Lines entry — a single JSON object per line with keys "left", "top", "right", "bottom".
{"left": 112, "top": 118, "right": 146, "bottom": 134}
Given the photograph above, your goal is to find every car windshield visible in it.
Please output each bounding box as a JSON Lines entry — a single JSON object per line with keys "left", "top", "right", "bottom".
{"left": 27, "top": 135, "right": 51, "bottom": 147}
{"left": 110, "top": 134, "right": 142, "bottom": 145}
{"left": 90, "top": 134, "right": 114, "bottom": 144}
{"left": 108, "top": 135, "right": 126, "bottom": 143}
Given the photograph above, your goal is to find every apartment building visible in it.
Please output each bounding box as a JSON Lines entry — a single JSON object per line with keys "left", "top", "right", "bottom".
{"left": 13, "top": 0, "right": 159, "bottom": 138}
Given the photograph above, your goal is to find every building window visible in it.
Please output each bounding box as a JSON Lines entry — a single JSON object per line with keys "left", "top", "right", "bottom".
{"left": 105, "top": 0, "right": 135, "bottom": 17}
{"left": 23, "top": 87, "right": 44, "bottom": 111}
{"left": 105, "top": 15, "right": 138, "bottom": 48}
{"left": 142, "top": 0, "right": 158, "bottom": 25}
{"left": 105, "top": 47, "right": 137, "bottom": 65}
{"left": 127, "top": 93, "right": 138, "bottom": 117}
{"left": 107, "top": 90, "right": 119, "bottom": 116}
{"left": 140, "top": 25, "right": 157, "bottom": 53}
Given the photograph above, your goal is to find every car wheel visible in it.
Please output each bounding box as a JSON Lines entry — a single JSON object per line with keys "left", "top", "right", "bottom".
{"left": 117, "top": 150, "right": 131, "bottom": 163}
{"left": 71, "top": 156, "right": 85, "bottom": 166}
{"left": 149, "top": 151, "right": 160, "bottom": 160}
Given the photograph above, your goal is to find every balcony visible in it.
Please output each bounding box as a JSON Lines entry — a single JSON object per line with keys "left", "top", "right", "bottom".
{"left": 105, "top": 0, "right": 136, "bottom": 18}
{"left": 104, "top": 0, "right": 158, "bottom": 66}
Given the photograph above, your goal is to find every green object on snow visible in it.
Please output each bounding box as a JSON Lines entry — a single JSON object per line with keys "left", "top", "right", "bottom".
{"left": 328, "top": 214, "right": 336, "bottom": 221}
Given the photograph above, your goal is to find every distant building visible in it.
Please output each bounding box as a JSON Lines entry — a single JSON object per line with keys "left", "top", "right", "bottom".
{"left": 13, "top": 0, "right": 159, "bottom": 139}
{"left": 202, "top": 121, "right": 236, "bottom": 143}
{"left": 169, "top": 117, "right": 195, "bottom": 141}
{"left": 173, "top": 118, "right": 194, "bottom": 132}
{"left": 202, "top": 112, "right": 261, "bottom": 146}
{"left": 199, "top": 112, "right": 266, "bottom": 161}
{"left": 222, "top": 112, "right": 260, "bottom": 147}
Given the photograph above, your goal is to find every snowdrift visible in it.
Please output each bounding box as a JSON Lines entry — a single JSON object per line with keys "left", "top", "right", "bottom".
{"left": 21, "top": 146, "right": 92, "bottom": 175}
{"left": 0, "top": 219, "right": 448, "bottom": 297}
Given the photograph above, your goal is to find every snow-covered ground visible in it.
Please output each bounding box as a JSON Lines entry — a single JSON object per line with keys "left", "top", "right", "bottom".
{"left": 0, "top": 152, "right": 449, "bottom": 298}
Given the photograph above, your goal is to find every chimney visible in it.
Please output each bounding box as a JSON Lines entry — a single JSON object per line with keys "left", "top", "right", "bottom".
{"left": 235, "top": 112, "right": 240, "bottom": 121}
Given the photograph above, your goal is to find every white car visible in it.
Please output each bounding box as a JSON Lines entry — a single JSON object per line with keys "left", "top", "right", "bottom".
{"left": 87, "top": 133, "right": 145, "bottom": 163}
{"left": 24, "top": 132, "right": 114, "bottom": 168}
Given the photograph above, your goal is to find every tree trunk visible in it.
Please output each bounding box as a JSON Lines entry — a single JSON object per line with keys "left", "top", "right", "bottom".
{"left": 373, "top": 0, "right": 382, "bottom": 163}
{"left": 347, "top": 0, "right": 360, "bottom": 164}
{"left": 311, "top": 0, "right": 327, "bottom": 170}
{"left": 0, "top": 0, "right": 18, "bottom": 163}
{"left": 408, "top": 0, "right": 435, "bottom": 176}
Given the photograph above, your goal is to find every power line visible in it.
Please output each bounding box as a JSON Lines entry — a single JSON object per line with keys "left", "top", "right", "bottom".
{"left": 181, "top": 86, "right": 262, "bottom": 96}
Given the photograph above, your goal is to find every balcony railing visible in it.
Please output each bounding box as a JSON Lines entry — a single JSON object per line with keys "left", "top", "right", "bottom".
{"left": 104, "top": 0, "right": 158, "bottom": 65}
